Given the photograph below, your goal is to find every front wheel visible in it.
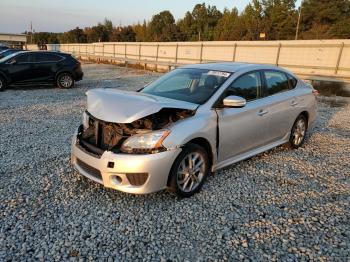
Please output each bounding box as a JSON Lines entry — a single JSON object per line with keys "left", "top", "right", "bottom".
{"left": 0, "top": 76, "right": 6, "bottom": 92}
{"left": 56, "top": 73, "right": 74, "bottom": 89}
{"left": 289, "top": 115, "right": 307, "bottom": 148}
{"left": 169, "top": 144, "right": 209, "bottom": 197}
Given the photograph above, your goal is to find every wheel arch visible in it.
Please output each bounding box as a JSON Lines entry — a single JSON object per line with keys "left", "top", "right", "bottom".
{"left": 166, "top": 137, "right": 214, "bottom": 187}
{"left": 299, "top": 111, "right": 309, "bottom": 127}
{"left": 55, "top": 70, "right": 74, "bottom": 81}
{"left": 0, "top": 71, "right": 10, "bottom": 84}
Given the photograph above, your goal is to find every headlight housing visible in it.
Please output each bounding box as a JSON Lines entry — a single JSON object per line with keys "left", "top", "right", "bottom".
{"left": 121, "top": 130, "right": 170, "bottom": 154}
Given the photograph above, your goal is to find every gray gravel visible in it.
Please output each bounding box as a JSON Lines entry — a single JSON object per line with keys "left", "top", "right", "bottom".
{"left": 1, "top": 63, "right": 349, "bottom": 261}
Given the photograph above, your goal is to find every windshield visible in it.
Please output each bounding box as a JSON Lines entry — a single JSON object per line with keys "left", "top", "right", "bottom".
{"left": 141, "top": 68, "right": 231, "bottom": 104}
{"left": 0, "top": 52, "right": 19, "bottom": 63}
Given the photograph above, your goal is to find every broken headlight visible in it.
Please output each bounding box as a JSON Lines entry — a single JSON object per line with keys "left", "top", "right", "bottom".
{"left": 82, "top": 111, "right": 89, "bottom": 130}
{"left": 121, "top": 130, "right": 170, "bottom": 154}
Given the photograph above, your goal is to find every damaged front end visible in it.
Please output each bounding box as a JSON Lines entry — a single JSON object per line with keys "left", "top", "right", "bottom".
{"left": 77, "top": 108, "right": 194, "bottom": 156}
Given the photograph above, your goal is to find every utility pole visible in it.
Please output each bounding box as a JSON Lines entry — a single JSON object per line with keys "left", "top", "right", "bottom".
{"left": 295, "top": 0, "right": 304, "bottom": 40}
{"left": 30, "top": 21, "right": 33, "bottom": 44}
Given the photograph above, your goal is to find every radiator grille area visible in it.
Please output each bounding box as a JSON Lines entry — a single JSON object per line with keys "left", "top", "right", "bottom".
{"left": 76, "top": 158, "right": 103, "bottom": 181}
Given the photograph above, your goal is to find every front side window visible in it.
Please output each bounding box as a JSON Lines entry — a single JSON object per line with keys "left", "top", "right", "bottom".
{"left": 264, "top": 71, "right": 290, "bottom": 95}
{"left": 15, "top": 54, "right": 31, "bottom": 63}
{"left": 225, "top": 72, "right": 261, "bottom": 102}
{"left": 141, "top": 68, "right": 231, "bottom": 104}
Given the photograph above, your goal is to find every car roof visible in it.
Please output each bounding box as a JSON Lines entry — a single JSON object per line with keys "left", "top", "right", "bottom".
{"left": 182, "top": 62, "right": 284, "bottom": 73}
{"left": 8, "top": 50, "right": 70, "bottom": 57}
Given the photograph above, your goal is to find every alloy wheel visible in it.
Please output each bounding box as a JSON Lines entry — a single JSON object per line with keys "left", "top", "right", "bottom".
{"left": 292, "top": 118, "right": 306, "bottom": 146}
{"left": 176, "top": 152, "right": 206, "bottom": 193}
{"left": 60, "top": 75, "right": 73, "bottom": 88}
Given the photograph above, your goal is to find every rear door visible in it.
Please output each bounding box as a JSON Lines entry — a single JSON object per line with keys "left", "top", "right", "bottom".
{"left": 260, "top": 70, "right": 299, "bottom": 142}
{"left": 32, "top": 53, "right": 62, "bottom": 81}
{"left": 216, "top": 71, "right": 272, "bottom": 162}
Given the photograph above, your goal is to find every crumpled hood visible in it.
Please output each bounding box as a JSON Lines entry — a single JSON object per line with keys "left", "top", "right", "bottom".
{"left": 86, "top": 89, "right": 198, "bottom": 123}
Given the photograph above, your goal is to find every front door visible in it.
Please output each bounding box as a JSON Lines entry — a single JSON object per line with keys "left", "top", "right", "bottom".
{"left": 216, "top": 71, "right": 272, "bottom": 163}
{"left": 7, "top": 53, "right": 35, "bottom": 83}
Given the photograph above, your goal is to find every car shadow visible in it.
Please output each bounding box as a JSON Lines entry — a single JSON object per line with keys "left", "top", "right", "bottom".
{"left": 7, "top": 82, "right": 83, "bottom": 91}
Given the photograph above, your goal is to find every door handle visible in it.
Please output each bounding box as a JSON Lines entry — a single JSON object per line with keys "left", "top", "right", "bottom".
{"left": 290, "top": 100, "right": 298, "bottom": 106}
{"left": 258, "top": 109, "right": 268, "bottom": 116}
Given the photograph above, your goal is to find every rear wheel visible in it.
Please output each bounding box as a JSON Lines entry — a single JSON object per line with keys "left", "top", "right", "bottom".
{"left": 289, "top": 115, "right": 307, "bottom": 148}
{"left": 0, "top": 76, "right": 6, "bottom": 92}
{"left": 56, "top": 73, "right": 74, "bottom": 89}
{"left": 169, "top": 143, "right": 209, "bottom": 197}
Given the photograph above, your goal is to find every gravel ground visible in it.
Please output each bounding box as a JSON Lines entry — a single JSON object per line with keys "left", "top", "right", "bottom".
{"left": 0, "top": 63, "right": 349, "bottom": 261}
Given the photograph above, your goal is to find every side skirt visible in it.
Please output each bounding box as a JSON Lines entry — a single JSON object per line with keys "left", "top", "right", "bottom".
{"left": 213, "top": 132, "right": 290, "bottom": 171}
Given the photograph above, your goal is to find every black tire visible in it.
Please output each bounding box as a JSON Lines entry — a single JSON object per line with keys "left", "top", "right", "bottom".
{"left": 0, "top": 76, "right": 6, "bottom": 92}
{"left": 168, "top": 143, "right": 209, "bottom": 197}
{"left": 289, "top": 115, "right": 308, "bottom": 149}
{"left": 56, "top": 72, "right": 74, "bottom": 89}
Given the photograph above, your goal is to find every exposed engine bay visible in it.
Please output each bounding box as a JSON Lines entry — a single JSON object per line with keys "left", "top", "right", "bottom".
{"left": 78, "top": 108, "right": 194, "bottom": 155}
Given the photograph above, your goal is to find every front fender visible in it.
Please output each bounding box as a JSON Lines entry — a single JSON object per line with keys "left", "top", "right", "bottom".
{"left": 162, "top": 110, "right": 217, "bottom": 156}
{"left": 0, "top": 71, "right": 10, "bottom": 83}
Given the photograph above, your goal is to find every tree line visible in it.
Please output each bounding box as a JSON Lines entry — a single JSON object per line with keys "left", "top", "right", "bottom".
{"left": 27, "top": 0, "right": 350, "bottom": 45}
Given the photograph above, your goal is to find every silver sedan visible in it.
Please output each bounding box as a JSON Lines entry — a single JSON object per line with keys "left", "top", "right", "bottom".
{"left": 71, "top": 63, "right": 317, "bottom": 197}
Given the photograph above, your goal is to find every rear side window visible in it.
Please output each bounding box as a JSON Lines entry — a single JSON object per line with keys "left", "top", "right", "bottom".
{"left": 263, "top": 71, "right": 290, "bottom": 96}
{"left": 287, "top": 74, "right": 298, "bottom": 88}
{"left": 226, "top": 72, "right": 261, "bottom": 101}
{"left": 34, "top": 53, "right": 62, "bottom": 62}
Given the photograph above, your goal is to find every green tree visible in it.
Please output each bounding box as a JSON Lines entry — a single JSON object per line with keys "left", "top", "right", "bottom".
{"left": 214, "top": 8, "right": 244, "bottom": 40}
{"left": 300, "top": 0, "right": 350, "bottom": 39}
{"left": 178, "top": 3, "right": 222, "bottom": 41}
{"left": 110, "top": 26, "right": 136, "bottom": 42}
{"left": 263, "top": 0, "right": 297, "bottom": 40}
{"left": 133, "top": 21, "right": 149, "bottom": 42}
{"left": 240, "top": 0, "right": 265, "bottom": 40}
{"left": 177, "top": 11, "right": 196, "bottom": 41}
{"left": 328, "top": 18, "right": 350, "bottom": 38}
{"left": 148, "top": 11, "right": 180, "bottom": 41}
{"left": 59, "top": 27, "right": 87, "bottom": 43}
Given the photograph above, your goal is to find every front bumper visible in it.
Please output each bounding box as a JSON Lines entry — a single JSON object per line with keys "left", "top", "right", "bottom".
{"left": 71, "top": 133, "right": 181, "bottom": 194}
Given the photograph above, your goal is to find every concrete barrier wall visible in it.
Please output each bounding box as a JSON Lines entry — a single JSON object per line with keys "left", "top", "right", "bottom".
{"left": 40, "top": 40, "right": 350, "bottom": 80}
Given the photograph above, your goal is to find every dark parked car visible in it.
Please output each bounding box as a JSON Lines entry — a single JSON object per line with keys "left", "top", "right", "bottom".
{"left": 0, "top": 45, "right": 9, "bottom": 52}
{"left": 0, "top": 49, "right": 22, "bottom": 59}
{"left": 0, "top": 51, "right": 83, "bottom": 91}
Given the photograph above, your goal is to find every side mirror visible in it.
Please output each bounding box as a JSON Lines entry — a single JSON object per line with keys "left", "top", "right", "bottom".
{"left": 8, "top": 59, "right": 17, "bottom": 65}
{"left": 222, "top": 95, "right": 246, "bottom": 108}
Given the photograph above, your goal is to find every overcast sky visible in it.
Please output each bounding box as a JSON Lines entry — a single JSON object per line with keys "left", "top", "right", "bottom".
{"left": 0, "top": 0, "right": 302, "bottom": 33}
